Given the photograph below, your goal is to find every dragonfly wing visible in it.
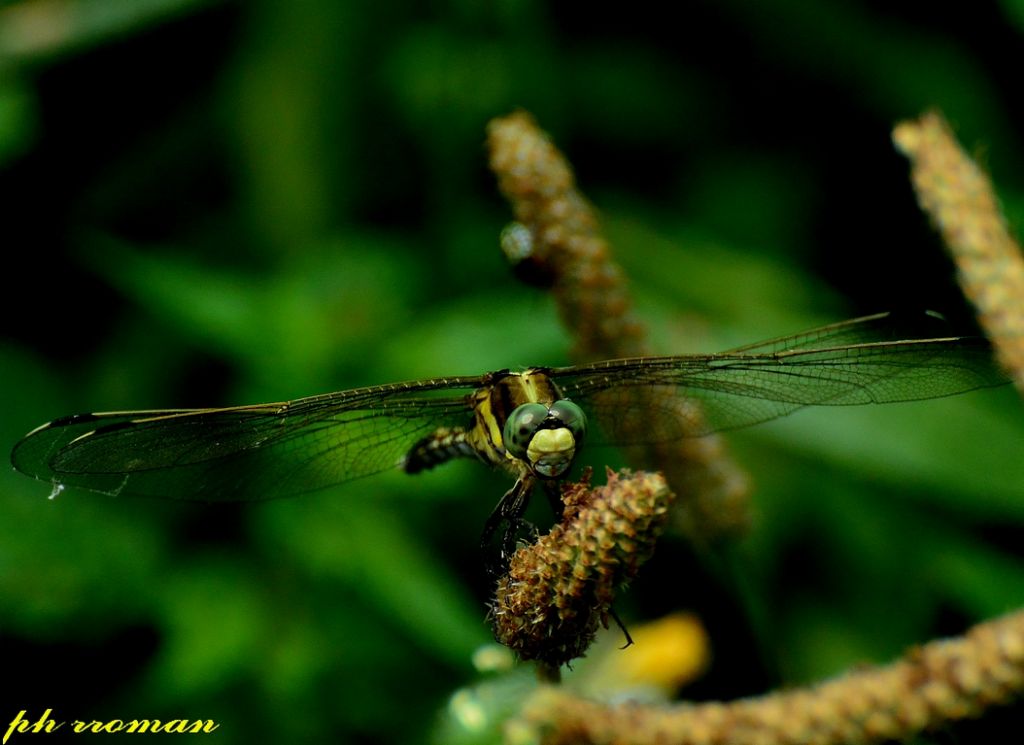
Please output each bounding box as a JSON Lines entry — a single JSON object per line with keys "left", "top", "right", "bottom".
{"left": 11, "top": 379, "right": 483, "bottom": 500}
{"left": 551, "top": 333, "right": 1007, "bottom": 444}
{"left": 721, "top": 311, "right": 957, "bottom": 354}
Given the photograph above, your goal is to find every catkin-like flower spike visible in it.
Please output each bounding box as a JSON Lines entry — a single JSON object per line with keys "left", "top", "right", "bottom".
{"left": 486, "top": 110, "right": 750, "bottom": 542}
{"left": 490, "top": 469, "right": 675, "bottom": 669}
{"left": 487, "top": 111, "right": 644, "bottom": 360}
{"left": 893, "top": 110, "right": 1024, "bottom": 394}
{"left": 513, "top": 607, "right": 1024, "bottom": 745}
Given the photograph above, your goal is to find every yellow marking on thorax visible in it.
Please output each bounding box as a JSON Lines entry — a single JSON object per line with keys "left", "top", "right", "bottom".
{"left": 472, "top": 391, "right": 505, "bottom": 461}
{"left": 519, "top": 370, "right": 559, "bottom": 405}
{"left": 468, "top": 370, "right": 562, "bottom": 472}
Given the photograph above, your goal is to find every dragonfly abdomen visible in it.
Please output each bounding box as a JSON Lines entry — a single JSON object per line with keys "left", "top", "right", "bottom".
{"left": 402, "top": 427, "right": 480, "bottom": 474}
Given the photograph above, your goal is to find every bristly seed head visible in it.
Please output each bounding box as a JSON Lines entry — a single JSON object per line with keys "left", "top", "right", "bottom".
{"left": 490, "top": 468, "right": 674, "bottom": 668}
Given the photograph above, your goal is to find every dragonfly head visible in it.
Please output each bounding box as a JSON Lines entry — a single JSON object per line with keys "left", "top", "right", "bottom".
{"left": 502, "top": 399, "right": 587, "bottom": 479}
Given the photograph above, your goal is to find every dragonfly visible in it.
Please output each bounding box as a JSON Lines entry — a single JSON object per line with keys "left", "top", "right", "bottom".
{"left": 10, "top": 312, "right": 1009, "bottom": 551}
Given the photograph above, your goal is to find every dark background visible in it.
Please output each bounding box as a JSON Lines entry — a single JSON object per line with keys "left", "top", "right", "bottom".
{"left": 2, "top": 1, "right": 1023, "bottom": 742}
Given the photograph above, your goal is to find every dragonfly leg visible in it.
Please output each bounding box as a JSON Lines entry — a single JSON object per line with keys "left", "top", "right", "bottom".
{"left": 541, "top": 479, "right": 564, "bottom": 522}
{"left": 609, "top": 606, "right": 634, "bottom": 649}
{"left": 481, "top": 476, "right": 535, "bottom": 571}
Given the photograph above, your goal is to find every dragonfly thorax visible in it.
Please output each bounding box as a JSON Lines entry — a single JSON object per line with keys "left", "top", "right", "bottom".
{"left": 464, "top": 369, "right": 587, "bottom": 480}
{"left": 402, "top": 369, "right": 587, "bottom": 480}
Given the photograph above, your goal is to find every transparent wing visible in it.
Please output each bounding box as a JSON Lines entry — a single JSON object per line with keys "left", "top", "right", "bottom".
{"left": 10, "top": 376, "right": 485, "bottom": 501}
{"left": 550, "top": 313, "right": 1008, "bottom": 444}
{"left": 720, "top": 310, "right": 957, "bottom": 353}
{"left": 12, "top": 313, "right": 1009, "bottom": 501}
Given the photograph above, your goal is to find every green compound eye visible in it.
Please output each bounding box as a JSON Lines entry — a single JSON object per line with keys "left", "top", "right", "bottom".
{"left": 502, "top": 403, "right": 549, "bottom": 460}
{"left": 548, "top": 400, "right": 587, "bottom": 443}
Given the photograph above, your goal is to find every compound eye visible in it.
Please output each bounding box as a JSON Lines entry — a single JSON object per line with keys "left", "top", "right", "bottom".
{"left": 502, "top": 403, "right": 549, "bottom": 460}
{"left": 548, "top": 400, "right": 587, "bottom": 443}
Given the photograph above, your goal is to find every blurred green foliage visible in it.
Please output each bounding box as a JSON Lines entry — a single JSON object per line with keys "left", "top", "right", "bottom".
{"left": 1, "top": 1, "right": 1023, "bottom": 743}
